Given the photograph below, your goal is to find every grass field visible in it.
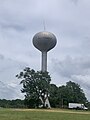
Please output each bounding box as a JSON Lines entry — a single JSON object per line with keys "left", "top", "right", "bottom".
{"left": 0, "top": 108, "right": 90, "bottom": 120}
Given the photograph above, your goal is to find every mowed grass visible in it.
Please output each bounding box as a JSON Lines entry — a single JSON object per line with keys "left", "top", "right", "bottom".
{"left": 0, "top": 108, "right": 90, "bottom": 120}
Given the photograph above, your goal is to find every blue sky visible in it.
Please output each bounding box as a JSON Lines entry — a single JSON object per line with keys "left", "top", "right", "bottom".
{"left": 0, "top": 0, "right": 90, "bottom": 101}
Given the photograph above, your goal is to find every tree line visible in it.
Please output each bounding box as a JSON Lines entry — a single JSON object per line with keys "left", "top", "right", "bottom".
{"left": 0, "top": 67, "right": 89, "bottom": 109}
{"left": 0, "top": 99, "right": 25, "bottom": 108}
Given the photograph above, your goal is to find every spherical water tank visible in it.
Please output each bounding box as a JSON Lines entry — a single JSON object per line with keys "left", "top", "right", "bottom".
{"left": 33, "top": 31, "right": 57, "bottom": 52}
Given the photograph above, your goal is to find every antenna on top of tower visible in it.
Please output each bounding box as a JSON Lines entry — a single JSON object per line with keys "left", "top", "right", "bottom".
{"left": 43, "top": 20, "right": 46, "bottom": 31}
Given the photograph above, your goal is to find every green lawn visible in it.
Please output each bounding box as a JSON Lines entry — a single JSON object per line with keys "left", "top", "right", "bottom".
{"left": 0, "top": 108, "right": 90, "bottom": 120}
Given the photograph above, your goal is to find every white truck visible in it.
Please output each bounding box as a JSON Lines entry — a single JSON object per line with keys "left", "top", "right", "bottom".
{"left": 68, "top": 103, "right": 88, "bottom": 110}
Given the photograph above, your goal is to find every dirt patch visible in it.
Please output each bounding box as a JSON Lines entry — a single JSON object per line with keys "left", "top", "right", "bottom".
{"left": 13, "top": 108, "right": 90, "bottom": 114}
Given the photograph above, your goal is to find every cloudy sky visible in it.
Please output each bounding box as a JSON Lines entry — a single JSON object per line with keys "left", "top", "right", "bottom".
{"left": 0, "top": 0, "right": 90, "bottom": 101}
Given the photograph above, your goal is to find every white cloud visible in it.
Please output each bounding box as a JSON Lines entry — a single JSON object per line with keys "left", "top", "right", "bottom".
{"left": 0, "top": 54, "right": 27, "bottom": 99}
{"left": 0, "top": 81, "right": 24, "bottom": 99}
{"left": 72, "top": 75, "right": 90, "bottom": 89}
{"left": 52, "top": 56, "right": 90, "bottom": 100}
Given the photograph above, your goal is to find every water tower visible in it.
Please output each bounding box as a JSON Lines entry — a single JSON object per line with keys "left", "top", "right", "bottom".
{"left": 33, "top": 31, "right": 57, "bottom": 72}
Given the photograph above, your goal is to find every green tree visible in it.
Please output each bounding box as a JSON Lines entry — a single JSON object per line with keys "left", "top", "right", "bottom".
{"left": 49, "top": 84, "right": 59, "bottom": 107}
{"left": 58, "top": 85, "right": 67, "bottom": 108}
{"left": 66, "top": 81, "right": 87, "bottom": 103}
{"left": 58, "top": 81, "right": 88, "bottom": 108}
{"left": 16, "top": 67, "right": 51, "bottom": 108}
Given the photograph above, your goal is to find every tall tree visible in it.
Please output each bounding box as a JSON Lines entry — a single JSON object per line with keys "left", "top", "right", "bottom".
{"left": 66, "top": 81, "right": 87, "bottom": 103}
{"left": 58, "top": 81, "right": 88, "bottom": 107}
{"left": 16, "top": 67, "right": 51, "bottom": 108}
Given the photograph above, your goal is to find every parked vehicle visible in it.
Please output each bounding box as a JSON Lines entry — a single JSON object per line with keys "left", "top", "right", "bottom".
{"left": 68, "top": 103, "right": 88, "bottom": 110}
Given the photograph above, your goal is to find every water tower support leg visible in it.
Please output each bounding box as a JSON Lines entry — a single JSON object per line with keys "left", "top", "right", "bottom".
{"left": 42, "top": 52, "right": 47, "bottom": 72}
